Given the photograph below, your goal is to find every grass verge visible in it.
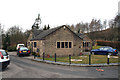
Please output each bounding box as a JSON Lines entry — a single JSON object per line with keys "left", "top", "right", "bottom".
{"left": 39, "top": 55, "right": 119, "bottom": 64}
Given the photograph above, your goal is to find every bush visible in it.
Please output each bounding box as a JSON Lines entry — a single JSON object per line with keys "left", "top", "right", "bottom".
{"left": 31, "top": 52, "right": 40, "bottom": 57}
{"left": 36, "top": 53, "right": 40, "bottom": 57}
{"left": 96, "top": 40, "right": 120, "bottom": 50}
{"left": 31, "top": 52, "right": 36, "bottom": 56}
{"left": 7, "top": 46, "right": 16, "bottom": 52}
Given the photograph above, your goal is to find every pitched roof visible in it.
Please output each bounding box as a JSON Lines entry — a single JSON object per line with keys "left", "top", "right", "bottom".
{"left": 32, "top": 29, "right": 43, "bottom": 37}
{"left": 77, "top": 33, "right": 86, "bottom": 39}
{"left": 31, "top": 26, "right": 62, "bottom": 41}
{"left": 31, "top": 25, "right": 83, "bottom": 41}
{"left": 77, "top": 33, "right": 91, "bottom": 41}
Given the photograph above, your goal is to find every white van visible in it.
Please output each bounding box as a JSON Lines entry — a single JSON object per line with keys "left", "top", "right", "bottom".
{"left": 16, "top": 44, "right": 25, "bottom": 50}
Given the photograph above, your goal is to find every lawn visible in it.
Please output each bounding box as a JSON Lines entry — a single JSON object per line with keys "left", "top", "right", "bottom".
{"left": 39, "top": 55, "right": 119, "bottom": 64}
{"left": 92, "top": 46, "right": 103, "bottom": 49}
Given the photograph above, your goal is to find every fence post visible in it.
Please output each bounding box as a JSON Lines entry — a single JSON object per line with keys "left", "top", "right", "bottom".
{"left": 89, "top": 54, "right": 91, "bottom": 65}
{"left": 107, "top": 55, "right": 110, "bottom": 64}
{"left": 43, "top": 52, "right": 45, "bottom": 61}
{"left": 69, "top": 55, "right": 71, "bottom": 65}
{"left": 55, "top": 53, "right": 56, "bottom": 62}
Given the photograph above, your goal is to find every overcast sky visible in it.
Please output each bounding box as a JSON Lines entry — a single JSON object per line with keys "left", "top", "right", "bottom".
{"left": 0, "top": 0, "right": 119, "bottom": 31}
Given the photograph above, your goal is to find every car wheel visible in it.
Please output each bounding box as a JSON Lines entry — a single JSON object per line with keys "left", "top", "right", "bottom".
{"left": 2, "top": 65, "right": 7, "bottom": 71}
{"left": 18, "top": 54, "right": 21, "bottom": 57}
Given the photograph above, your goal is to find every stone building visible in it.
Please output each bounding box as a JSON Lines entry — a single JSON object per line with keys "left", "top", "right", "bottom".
{"left": 27, "top": 25, "right": 92, "bottom": 57}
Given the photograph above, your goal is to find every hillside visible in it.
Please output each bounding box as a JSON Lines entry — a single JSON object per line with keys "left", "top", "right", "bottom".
{"left": 86, "top": 27, "right": 120, "bottom": 41}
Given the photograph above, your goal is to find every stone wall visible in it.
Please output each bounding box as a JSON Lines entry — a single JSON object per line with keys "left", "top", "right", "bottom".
{"left": 43, "top": 26, "right": 83, "bottom": 57}
{"left": 27, "top": 26, "right": 92, "bottom": 57}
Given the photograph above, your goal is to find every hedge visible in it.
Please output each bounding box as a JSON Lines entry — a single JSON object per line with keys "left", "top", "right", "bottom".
{"left": 96, "top": 40, "right": 120, "bottom": 50}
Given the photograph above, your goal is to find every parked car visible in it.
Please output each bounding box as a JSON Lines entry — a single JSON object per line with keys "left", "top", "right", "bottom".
{"left": 0, "top": 49, "right": 10, "bottom": 70}
{"left": 16, "top": 44, "right": 25, "bottom": 50}
{"left": 17, "top": 47, "right": 31, "bottom": 56}
{"left": 90, "top": 46, "right": 118, "bottom": 55}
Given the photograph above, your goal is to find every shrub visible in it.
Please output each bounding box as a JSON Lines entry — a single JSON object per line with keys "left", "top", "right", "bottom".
{"left": 96, "top": 40, "right": 120, "bottom": 50}
{"left": 31, "top": 52, "right": 36, "bottom": 56}
{"left": 7, "top": 46, "right": 16, "bottom": 52}
{"left": 36, "top": 53, "right": 40, "bottom": 57}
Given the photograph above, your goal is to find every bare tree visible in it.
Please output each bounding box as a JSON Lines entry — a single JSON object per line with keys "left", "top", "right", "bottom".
{"left": 7, "top": 26, "right": 27, "bottom": 46}
{"left": 70, "top": 24, "right": 75, "bottom": 32}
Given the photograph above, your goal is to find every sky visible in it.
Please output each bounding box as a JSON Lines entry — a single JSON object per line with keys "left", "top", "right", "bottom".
{"left": 0, "top": 0, "right": 119, "bottom": 32}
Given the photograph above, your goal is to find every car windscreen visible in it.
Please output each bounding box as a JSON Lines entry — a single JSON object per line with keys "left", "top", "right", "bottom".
{"left": 0, "top": 51, "right": 8, "bottom": 56}
{"left": 99, "top": 48, "right": 104, "bottom": 50}
{"left": 20, "top": 48, "right": 28, "bottom": 51}
{"left": 19, "top": 45, "right": 24, "bottom": 47}
{"left": 103, "top": 48, "right": 110, "bottom": 50}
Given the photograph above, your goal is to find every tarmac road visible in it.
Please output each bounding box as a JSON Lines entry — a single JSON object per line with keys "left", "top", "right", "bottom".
{"left": 1, "top": 52, "right": 119, "bottom": 79}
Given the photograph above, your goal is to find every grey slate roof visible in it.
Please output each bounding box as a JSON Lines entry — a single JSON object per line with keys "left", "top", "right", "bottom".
{"left": 31, "top": 25, "right": 83, "bottom": 41}
{"left": 77, "top": 33, "right": 87, "bottom": 39}
{"left": 31, "top": 26, "right": 62, "bottom": 41}
{"left": 32, "top": 29, "right": 43, "bottom": 37}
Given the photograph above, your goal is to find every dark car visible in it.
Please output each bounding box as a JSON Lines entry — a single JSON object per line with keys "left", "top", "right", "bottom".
{"left": 17, "top": 47, "right": 31, "bottom": 56}
{"left": 90, "top": 46, "right": 118, "bottom": 55}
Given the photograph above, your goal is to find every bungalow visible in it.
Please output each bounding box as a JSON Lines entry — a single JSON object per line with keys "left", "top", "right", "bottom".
{"left": 27, "top": 25, "right": 92, "bottom": 57}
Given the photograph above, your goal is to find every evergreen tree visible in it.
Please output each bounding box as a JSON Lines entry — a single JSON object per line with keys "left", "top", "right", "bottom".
{"left": 47, "top": 24, "right": 50, "bottom": 30}
{"left": 43, "top": 25, "right": 47, "bottom": 30}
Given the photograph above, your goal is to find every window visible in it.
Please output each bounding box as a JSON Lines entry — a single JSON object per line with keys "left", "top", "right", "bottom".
{"left": 83, "top": 42, "right": 85, "bottom": 47}
{"left": 87, "top": 42, "right": 88, "bottom": 47}
{"left": 0, "top": 51, "right": 8, "bottom": 56}
{"left": 57, "top": 41, "right": 72, "bottom": 48}
{"left": 20, "top": 47, "right": 28, "bottom": 50}
{"left": 61, "top": 42, "right": 64, "bottom": 48}
{"left": 37, "top": 48, "right": 39, "bottom": 52}
{"left": 34, "top": 42, "right": 37, "bottom": 47}
{"left": 88, "top": 42, "right": 91, "bottom": 47}
{"left": 83, "top": 42, "right": 86, "bottom": 47}
{"left": 57, "top": 42, "right": 60, "bottom": 48}
{"left": 28, "top": 42, "right": 30, "bottom": 46}
{"left": 65, "top": 42, "right": 68, "bottom": 48}
{"left": 83, "top": 42, "right": 91, "bottom": 47}
{"left": 69, "top": 42, "right": 72, "bottom": 48}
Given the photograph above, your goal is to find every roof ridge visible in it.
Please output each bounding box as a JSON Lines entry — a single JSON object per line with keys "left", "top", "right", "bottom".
{"left": 30, "top": 25, "right": 83, "bottom": 41}
{"left": 31, "top": 26, "right": 63, "bottom": 41}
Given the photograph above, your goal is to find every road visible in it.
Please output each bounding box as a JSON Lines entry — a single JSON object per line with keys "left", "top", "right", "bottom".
{"left": 1, "top": 52, "right": 119, "bottom": 78}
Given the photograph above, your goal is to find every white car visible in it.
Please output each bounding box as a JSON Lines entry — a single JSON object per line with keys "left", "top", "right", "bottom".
{"left": 16, "top": 44, "right": 25, "bottom": 50}
{"left": 0, "top": 49, "right": 10, "bottom": 70}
